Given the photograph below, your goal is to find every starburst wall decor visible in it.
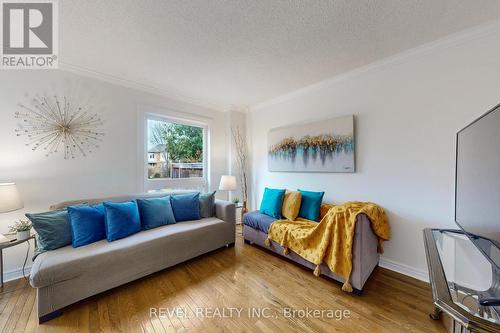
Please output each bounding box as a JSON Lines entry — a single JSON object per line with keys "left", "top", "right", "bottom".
{"left": 15, "top": 95, "right": 104, "bottom": 159}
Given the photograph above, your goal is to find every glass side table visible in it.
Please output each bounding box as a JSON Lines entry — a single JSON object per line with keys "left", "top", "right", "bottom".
{"left": 0, "top": 233, "right": 34, "bottom": 288}
{"left": 423, "top": 229, "right": 500, "bottom": 332}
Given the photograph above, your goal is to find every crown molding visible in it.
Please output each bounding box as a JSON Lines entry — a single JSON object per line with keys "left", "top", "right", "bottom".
{"left": 57, "top": 18, "right": 500, "bottom": 114}
{"left": 251, "top": 19, "right": 500, "bottom": 111}
{"left": 58, "top": 62, "right": 227, "bottom": 112}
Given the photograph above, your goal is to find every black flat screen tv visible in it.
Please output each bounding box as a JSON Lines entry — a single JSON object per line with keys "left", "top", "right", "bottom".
{"left": 455, "top": 103, "right": 500, "bottom": 269}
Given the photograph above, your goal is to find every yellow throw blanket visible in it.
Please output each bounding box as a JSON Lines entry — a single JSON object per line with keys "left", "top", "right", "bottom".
{"left": 265, "top": 201, "right": 390, "bottom": 292}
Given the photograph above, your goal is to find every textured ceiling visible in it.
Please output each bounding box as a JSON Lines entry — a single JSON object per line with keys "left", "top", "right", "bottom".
{"left": 59, "top": 0, "right": 500, "bottom": 108}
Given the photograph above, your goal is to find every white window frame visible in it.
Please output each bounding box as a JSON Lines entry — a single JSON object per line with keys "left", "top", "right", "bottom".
{"left": 138, "top": 105, "right": 211, "bottom": 193}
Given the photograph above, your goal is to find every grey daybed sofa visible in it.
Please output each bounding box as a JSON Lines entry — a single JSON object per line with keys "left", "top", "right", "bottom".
{"left": 29, "top": 192, "right": 235, "bottom": 323}
{"left": 243, "top": 211, "right": 379, "bottom": 294}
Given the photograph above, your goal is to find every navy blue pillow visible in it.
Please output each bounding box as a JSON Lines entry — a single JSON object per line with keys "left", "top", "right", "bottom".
{"left": 26, "top": 210, "right": 71, "bottom": 256}
{"left": 136, "top": 196, "right": 176, "bottom": 230}
{"left": 170, "top": 193, "right": 201, "bottom": 222}
{"left": 67, "top": 204, "right": 106, "bottom": 247}
{"left": 103, "top": 201, "right": 141, "bottom": 241}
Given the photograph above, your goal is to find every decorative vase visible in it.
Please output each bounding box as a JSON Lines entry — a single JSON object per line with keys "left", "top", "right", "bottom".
{"left": 16, "top": 230, "right": 30, "bottom": 241}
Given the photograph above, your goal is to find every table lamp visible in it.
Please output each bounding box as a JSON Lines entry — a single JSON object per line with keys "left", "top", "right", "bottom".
{"left": 0, "top": 183, "right": 24, "bottom": 243}
{"left": 0, "top": 183, "right": 23, "bottom": 213}
{"left": 219, "top": 175, "right": 237, "bottom": 201}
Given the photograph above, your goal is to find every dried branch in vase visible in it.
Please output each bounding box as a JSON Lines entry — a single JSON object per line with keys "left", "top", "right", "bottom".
{"left": 231, "top": 125, "right": 248, "bottom": 213}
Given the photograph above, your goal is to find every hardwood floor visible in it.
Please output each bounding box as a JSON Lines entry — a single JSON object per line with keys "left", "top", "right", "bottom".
{"left": 0, "top": 226, "right": 445, "bottom": 332}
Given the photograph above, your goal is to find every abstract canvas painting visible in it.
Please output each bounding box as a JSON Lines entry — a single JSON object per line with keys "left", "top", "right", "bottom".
{"left": 268, "top": 115, "right": 355, "bottom": 172}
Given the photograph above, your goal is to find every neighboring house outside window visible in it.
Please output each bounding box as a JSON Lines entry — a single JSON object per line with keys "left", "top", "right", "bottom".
{"left": 147, "top": 144, "right": 168, "bottom": 179}
{"left": 144, "top": 114, "right": 208, "bottom": 192}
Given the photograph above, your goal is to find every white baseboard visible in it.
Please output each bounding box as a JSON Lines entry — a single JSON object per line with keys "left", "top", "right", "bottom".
{"left": 3, "top": 265, "right": 32, "bottom": 283}
{"left": 379, "top": 257, "right": 429, "bottom": 283}
{"left": 3, "top": 259, "right": 427, "bottom": 286}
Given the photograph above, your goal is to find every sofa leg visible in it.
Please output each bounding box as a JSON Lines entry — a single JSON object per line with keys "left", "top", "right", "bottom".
{"left": 226, "top": 242, "right": 235, "bottom": 248}
{"left": 351, "top": 288, "right": 363, "bottom": 296}
{"left": 39, "top": 309, "right": 63, "bottom": 324}
{"left": 244, "top": 239, "right": 253, "bottom": 245}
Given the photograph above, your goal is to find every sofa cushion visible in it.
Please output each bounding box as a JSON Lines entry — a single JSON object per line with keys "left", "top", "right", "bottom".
{"left": 199, "top": 191, "right": 216, "bottom": 218}
{"left": 26, "top": 209, "right": 72, "bottom": 255}
{"left": 136, "top": 196, "right": 176, "bottom": 230}
{"left": 298, "top": 189, "right": 324, "bottom": 221}
{"left": 67, "top": 204, "right": 106, "bottom": 247}
{"left": 243, "top": 211, "right": 277, "bottom": 234}
{"left": 259, "top": 187, "right": 285, "bottom": 219}
{"left": 29, "top": 217, "right": 231, "bottom": 289}
{"left": 171, "top": 193, "right": 201, "bottom": 222}
{"left": 281, "top": 191, "right": 302, "bottom": 221}
{"left": 103, "top": 201, "right": 141, "bottom": 241}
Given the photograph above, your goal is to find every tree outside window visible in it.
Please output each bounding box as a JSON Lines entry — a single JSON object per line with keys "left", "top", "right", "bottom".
{"left": 147, "top": 119, "right": 204, "bottom": 179}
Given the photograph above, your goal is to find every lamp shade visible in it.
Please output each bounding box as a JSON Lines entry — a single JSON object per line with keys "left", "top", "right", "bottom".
{"left": 218, "top": 175, "right": 237, "bottom": 191}
{"left": 0, "top": 183, "right": 24, "bottom": 213}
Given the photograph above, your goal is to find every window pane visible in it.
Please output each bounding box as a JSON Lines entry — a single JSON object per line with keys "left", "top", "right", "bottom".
{"left": 147, "top": 118, "right": 204, "bottom": 179}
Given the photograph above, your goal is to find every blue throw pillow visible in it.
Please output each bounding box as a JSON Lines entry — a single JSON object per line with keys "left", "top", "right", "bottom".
{"left": 298, "top": 189, "right": 325, "bottom": 221}
{"left": 26, "top": 209, "right": 71, "bottom": 255}
{"left": 260, "top": 187, "right": 285, "bottom": 219}
{"left": 170, "top": 193, "right": 201, "bottom": 222}
{"left": 103, "top": 201, "right": 141, "bottom": 241}
{"left": 136, "top": 196, "right": 176, "bottom": 230}
{"left": 67, "top": 204, "right": 106, "bottom": 247}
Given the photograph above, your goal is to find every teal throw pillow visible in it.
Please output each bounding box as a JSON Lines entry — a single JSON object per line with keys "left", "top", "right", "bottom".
{"left": 136, "top": 196, "right": 176, "bottom": 230}
{"left": 26, "top": 209, "right": 72, "bottom": 256}
{"left": 298, "top": 189, "right": 325, "bottom": 221}
{"left": 259, "top": 187, "right": 285, "bottom": 219}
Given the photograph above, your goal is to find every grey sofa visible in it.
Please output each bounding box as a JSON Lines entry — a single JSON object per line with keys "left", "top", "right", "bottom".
{"left": 243, "top": 211, "right": 379, "bottom": 294}
{"left": 29, "top": 192, "right": 235, "bottom": 323}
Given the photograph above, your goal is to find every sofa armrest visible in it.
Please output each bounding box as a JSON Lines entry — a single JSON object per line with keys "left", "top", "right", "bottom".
{"left": 350, "top": 214, "right": 380, "bottom": 290}
{"left": 215, "top": 200, "right": 236, "bottom": 224}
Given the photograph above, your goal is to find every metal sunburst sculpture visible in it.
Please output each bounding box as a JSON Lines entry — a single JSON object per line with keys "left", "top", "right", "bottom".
{"left": 15, "top": 95, "right": 104, "bottom": 159}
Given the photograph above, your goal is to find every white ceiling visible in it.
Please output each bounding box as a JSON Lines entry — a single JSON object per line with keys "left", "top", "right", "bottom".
{"left": 60, "top": 1, "right": 500, "bottom": 109}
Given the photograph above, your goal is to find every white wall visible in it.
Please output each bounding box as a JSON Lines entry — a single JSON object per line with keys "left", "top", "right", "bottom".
{"left": 248, "top": 27, "right": 500, "bottom": 280}
{"left": 0, "top": 70, "right": 229, "bottom": 279}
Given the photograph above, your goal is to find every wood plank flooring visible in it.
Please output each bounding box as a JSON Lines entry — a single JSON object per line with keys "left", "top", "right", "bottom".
{"left": 0, "top": 226, "right": 445, "bottom": 332}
